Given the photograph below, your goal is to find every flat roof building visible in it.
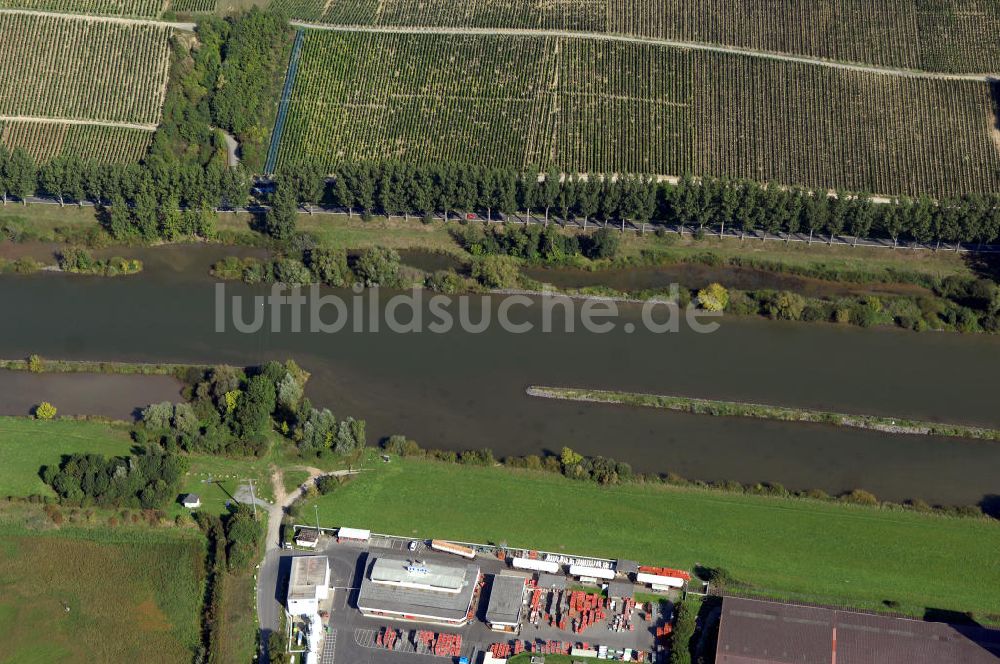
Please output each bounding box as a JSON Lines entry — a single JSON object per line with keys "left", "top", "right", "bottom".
{"left": 485, "top": 575, "right": 527, "bottom": 631}
{"left": 536, "top": 573, "right": 567, "bottom": 590}
{"left": 287, "top": 555, "right": 330, "bottom": 616}
{"left": 357, "top": 553, "right": 480, "bottom": 626}
{"left": 615, "top": 559, "right": 639, "bottom": 575}
{"left": 717, "top": 596, "right": 1000, "bottom": 664}
{"left": 295, "top": 528, "right": 319, "bottom": 548}
{"left": 606, "top": 581, "right": 635, "bottom": 599}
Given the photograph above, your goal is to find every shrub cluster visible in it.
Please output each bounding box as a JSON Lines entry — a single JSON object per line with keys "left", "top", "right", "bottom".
{"left": 41, "top": 449, "right": 187, "bottom": 508}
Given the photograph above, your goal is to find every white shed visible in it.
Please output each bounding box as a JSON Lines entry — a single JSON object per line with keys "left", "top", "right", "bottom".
{"left": 337, "top": 527, "right": 370, "bottom": 542}
{"left": 181, "top": 494, "right": 201, "bottom": 509}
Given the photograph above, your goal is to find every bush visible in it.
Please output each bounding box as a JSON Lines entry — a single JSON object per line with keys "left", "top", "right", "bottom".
{"left": 383, "top": 435, "right": 423, "bottom": 457}
{"left": 315, "top": 475, "right": 340, "bottom": 495}
{"left": 696, "top": 283, "right": 729, "bottom": 311}
{"left": 761, "top": 291, "right": 806, "bottom": 320}
{"left": 27, "top": 354, "right": 43, "bottom": 373}
{"left": 585, "top": 227, "right": 621, "bottom": 259}
{"left": 725, "top": 291, "right": 758, "bottom": 316}
{"left": 840, "top": 488, "right": 879, "bottom": 506}
{"left": 355, "top": 247, "right": 402, "bottom": 287}
{"left": 305, "top": 248, "right": 352, "bottom": 287}
{"left": 34, "top": 401, "right": 57, "bottom": 420}
{"left": 272, "top": 257, "right": 313, "bottom": 285}
{"left": 426, "top": 269, "right": 468, "bottom": 294}
{"left": 471, "top": 255, "right": 520, "bottom": 289}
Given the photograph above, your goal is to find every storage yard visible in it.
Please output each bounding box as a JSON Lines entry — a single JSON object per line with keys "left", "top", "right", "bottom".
{"left": 278, "top": 525, "right": 687, "bottom": 662}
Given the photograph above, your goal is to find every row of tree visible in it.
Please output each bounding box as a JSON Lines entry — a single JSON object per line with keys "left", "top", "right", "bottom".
{"left": 275, "top": 161, "right": 1000, "bottom": 247}
{"left": 0, "top": 146, "right": 250, "bottom": 209}
{"left": 4, "top": 145, "right": 1000, "bottom": 250}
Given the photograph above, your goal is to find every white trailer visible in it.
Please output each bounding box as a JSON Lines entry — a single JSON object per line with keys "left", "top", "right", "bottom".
{"left": 431, "top": 539, "right": 476, "bottom": 559}
{"left": 636, "top": 571, "right": 686, "bottom": 588}
{"left": 569, "top": 564, "right": 616, "bottom": 581}
{"left": 511, "top": 557, "right": 560, "bottom": 573}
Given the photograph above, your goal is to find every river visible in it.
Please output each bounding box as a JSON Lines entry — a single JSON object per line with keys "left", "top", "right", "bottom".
{"left": 1, "top": 243, "right": 998, "bottom": 505}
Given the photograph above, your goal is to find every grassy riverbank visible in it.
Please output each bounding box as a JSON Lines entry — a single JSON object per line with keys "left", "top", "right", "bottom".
{"left": 302, "top": 457, "right": 1000, "bottom": 621}
{"left": 0, "top": 416, "right": 277, "bottom": 517}
{"left": 527, "top": 387, "right": 1000, "bottom": 442}
{"left": 0, "top": 356, "right": 207, "bottom": 378}
{"left": 0, "top": 506, "right": 205, "bottom": 663}
{"left": 1, "top": 203, "right": 976, "bottom": 282}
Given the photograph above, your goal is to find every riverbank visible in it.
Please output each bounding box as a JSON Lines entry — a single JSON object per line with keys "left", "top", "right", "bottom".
{"left": 4, "top": 202, "right": 994, "bottom": 334}
{"left": 300, "top": 456, "right": 1000, "bottom": 621}
{"left": 0, "top": 355, "right": 208, "bottom": 378}
{"left": 527, "top": 386, "right": 1000, "bottom": 442}
{"left": 0, "top": 202, "right": 976, "bottom": 281}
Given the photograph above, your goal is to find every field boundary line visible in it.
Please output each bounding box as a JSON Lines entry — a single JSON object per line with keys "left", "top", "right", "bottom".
{"left": 0, "top": 7, "right": 195, "bottom": 30}
{"left": 0, "top": 115, "right": 158, "bottom": 132}
{"left": 289, "top": 21, "right": 999, "bottom": 81}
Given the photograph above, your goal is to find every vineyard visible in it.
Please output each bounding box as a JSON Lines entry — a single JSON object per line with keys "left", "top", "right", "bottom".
{"left": 167, "top": 0, "right": 217, "bottom": 12}
{"left": 272, "top": 0, "right": 1000, "bottom": 73}
{"left": 692, "top": 53, "right": 1000, "bottom": 197}
{"left": 0, "top": 13, "right": 171, "bottom": 125}
{"left": 277, "top": 30, "right": 1000, "bottom": 197}
{"left": 0, "top": 0, "right": 164, "bottom": 17}
{"left": 0, "top": 120, "right": 153, "bottom": 162}
{"left": 277, "top": 32, "right": 692, "bottom": 176}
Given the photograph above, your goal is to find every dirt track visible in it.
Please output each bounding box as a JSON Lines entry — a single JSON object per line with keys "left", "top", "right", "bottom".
{"left": 290, "top": 21, "right": 998, "bottom": 82}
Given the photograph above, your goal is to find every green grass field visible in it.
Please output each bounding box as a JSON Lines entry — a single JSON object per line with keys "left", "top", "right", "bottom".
{"left": 303, "top": 458, "right": 1000, "bottom": 620}
{"left": 0, "top": 417, "right": 135, "bottom": 497}
{"left": 0, "top": 510, "right": 204, "bottom": 663}
{"left": 175, "top": 453, "right": 276, "bottom": 518}
{"left": 0, "top": 416, "right": 277, "bottom": 516}
{"left": 216, "top": 570, "right": 258, "bottom": 664}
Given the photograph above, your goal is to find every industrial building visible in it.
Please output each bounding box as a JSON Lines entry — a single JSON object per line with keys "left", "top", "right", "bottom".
{"left": 716, "top": 597, "right": 1000, "bottom": 664}
{"left": 295, "top": 528, "right": 319, "bottom": 548}
{"left": 484, "top": 575, "right": 527, "bottom": 631}
{"left": 356, "top": 553, "right": 480, "bottom": 626}
{"left": 536, "top": 573, "right": 567, "bottom": 590}
{"left": 286, "top": 555, "right": 331, "bottom": 616}
{"left": 606, "top": 581, "right": 635, "bottom": 600}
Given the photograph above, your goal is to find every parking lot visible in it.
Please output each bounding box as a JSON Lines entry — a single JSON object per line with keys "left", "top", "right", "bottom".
{"left": 281, "top": 533, "right": 673, "bottom": 663}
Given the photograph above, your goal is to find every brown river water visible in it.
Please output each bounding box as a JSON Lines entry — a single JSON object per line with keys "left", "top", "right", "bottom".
{"left": 1, "top": 242, "right": 998, "bottom": 505}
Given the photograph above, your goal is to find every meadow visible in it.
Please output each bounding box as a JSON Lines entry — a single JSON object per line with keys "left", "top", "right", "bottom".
{"left": 302, "top": 457, "right": 1000, "bottom": 620}
{"left": 0, "top": 417, "right": 135, "bottom": 497}
{"left": 273, "top": 0, "right": 1000, "bottom": 73}
{"left": 0, "top": 415, "right": 276, "bottom": 516}
{"left": 0, "top": 508, "right": 204, "bottom": 663}
{"left": 281, "top": 30, "right": 1000, "bottom": 197}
